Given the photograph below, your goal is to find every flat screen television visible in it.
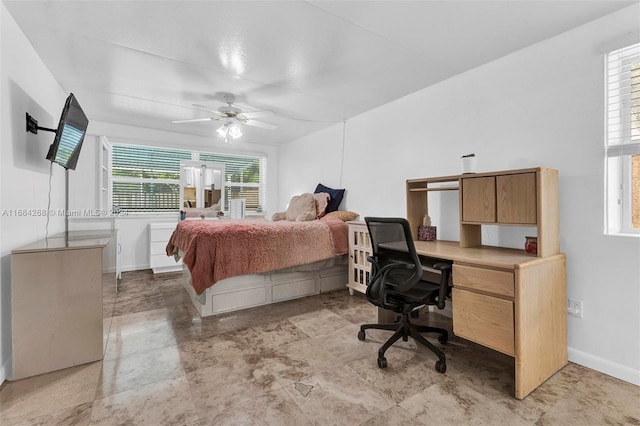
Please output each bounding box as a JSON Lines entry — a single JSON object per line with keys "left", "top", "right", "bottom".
{"left": 45, "top": 93, "right": 89, "bottom": 170}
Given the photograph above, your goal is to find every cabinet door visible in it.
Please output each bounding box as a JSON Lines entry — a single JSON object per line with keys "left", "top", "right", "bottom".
{"left": 347, "top": 223, "right": 371, "bottom": 294}
{"left": 496, "top": 173, "right": 537, "bottom": 224}
{"left": 462, "top": 176, "right": 496, "bottom": 223}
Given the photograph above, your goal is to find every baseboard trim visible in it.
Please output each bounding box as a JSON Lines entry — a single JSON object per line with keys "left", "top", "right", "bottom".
{"left": 568, "top": 347, "right": 640, "bottom": 386}
{"left": 120, "top": 264, "right": 150, "bottom": 273}
{"left": 0, "top": 356, "right": 10, "bottom": 386}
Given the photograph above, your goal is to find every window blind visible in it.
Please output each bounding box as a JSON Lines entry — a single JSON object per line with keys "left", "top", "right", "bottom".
{"left": 606, "top": 43, "right": 640, "bottom": 151}
{"left": 112, "top": 145, "right": 191, "bottom": 179}
{"left": 112, "top": 144, "right": 191, "bottom": 212}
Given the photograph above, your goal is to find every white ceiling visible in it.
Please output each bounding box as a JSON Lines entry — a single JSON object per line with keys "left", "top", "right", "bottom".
{"left": 3, "top": 0, "right": 636, "bottom": 146}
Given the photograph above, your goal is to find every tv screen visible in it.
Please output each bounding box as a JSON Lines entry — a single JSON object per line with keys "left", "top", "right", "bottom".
{"left": 46, "top": 93, "right": 89, "bottom": 170}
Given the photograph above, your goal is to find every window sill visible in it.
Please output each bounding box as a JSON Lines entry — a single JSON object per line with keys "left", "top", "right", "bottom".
{"left": 604, "top": 231, "right": 640, "bottom": 238}
{"left": 119, "top": 212, "right": 179, "bottom": 220}
{"left": 118, "top": 211, "right": 264, "bottom": 219}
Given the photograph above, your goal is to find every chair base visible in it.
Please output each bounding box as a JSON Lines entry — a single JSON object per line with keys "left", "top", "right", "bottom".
{"left": 358, "top": 312, "right": 448, "bottom": 373}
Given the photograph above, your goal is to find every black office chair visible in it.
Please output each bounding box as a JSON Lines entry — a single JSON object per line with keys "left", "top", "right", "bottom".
{"left": 358, "top": 217, "right": 452, "bottom": 372}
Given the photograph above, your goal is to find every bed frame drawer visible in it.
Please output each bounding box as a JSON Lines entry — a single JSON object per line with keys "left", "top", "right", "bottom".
{"left": 209, "top": 285, "right": 268, "bottom": 314}
{"left": 272, "top": 278, "right": 316, "bottom": 301}
{"left": 182, "top": 262, "right": 349, "bottom": 317}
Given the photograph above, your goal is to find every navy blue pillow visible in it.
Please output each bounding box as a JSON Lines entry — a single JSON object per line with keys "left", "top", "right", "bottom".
{"left": 314, "top": 183, "right": 345, "bottom": 213}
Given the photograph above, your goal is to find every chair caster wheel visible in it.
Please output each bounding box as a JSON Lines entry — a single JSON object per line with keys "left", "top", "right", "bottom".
{"left": 377, "top": 357, "right": 388, "bottom": 368}
{"left": 358, "top": 330, "right": 366, "bottom": 341}
{"left": 438, "top": 335, "right": 448, "bottom": 344}
{"left": 435, "top": 360, "right": 446, "bottom": 373}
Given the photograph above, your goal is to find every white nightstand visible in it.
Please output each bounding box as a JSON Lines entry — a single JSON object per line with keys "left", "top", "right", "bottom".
{"left": 346, "top": 221, "right": 372, "bottom": 295}
{"left": 149, "top": 223, "right": 182, "bottom": 273}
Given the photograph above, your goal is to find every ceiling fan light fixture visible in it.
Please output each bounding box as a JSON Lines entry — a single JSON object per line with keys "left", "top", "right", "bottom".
{"left": 228, "top": 124, "right": 242, "bottom": 139}
{"left": 216, "top": 125, "right": 228, "bottom": 138}
{"left": 217, "top": 119, "right": 242, "bottom": 143}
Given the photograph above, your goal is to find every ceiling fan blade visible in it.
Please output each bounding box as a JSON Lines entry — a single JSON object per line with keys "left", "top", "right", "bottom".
{"left": 245, "top": 119, "right": 277, "bottom": 130}
{"left": 192, "top": 104, "right": 220, "bottom": 114}
{"left": 171, "top": 117, "right": 213, "bottom": 124}
{"left": 241, "top": 110, "right": 274, "bottom": 119}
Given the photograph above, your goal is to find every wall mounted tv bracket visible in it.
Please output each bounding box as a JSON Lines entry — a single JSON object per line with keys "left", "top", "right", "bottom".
{"left": 26, "top": 112, "right": 71, "bottom": 239}
{"left": 26, "top": 112, "right": 56, "bottom": 134}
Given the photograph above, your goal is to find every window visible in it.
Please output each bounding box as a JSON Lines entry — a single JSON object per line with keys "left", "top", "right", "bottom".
{"left": 606, "top": 42, "right": 640, "bottom": 234}
{"left": 200, "top": 153, "right": 267, "bottom": 212}
{"left": 111, "top": 144, "right": 267, "bottom": 213}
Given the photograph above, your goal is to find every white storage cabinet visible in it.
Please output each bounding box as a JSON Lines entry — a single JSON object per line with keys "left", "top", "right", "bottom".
{"left": 149, "top": 222, "right": 182, "bottom": 273}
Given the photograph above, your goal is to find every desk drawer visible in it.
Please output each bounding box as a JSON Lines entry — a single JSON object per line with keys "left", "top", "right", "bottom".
{"left": 453, "top": 264, "right": 514, "bottom": 298}
{"left": 452, "top": 288, "right": 515, "bottom": 356}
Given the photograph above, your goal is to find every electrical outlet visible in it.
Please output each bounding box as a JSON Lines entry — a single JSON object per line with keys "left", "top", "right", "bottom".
{"left": 567, "top": 298, "right": 583, "bottom": 318}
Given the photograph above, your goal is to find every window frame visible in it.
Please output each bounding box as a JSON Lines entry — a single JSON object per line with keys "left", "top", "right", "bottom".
{"left": 109, "top": 143, "right": 267, "bottom": 215}
{"left": 605, "top": 42, "right": 640, "bottom": 235}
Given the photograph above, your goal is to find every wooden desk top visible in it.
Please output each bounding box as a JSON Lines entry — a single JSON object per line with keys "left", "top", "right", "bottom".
{"left": 381, "top": 240, "right": 564, "bottom": 270}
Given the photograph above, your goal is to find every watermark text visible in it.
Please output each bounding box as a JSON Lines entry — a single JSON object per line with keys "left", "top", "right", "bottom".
{"left": 2, "top": 208, "right": 128, "bottom": 217}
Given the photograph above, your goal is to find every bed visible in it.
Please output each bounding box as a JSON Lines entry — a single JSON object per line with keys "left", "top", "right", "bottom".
{"left": 166, "top": 216, "right": 349, "bottom": 317}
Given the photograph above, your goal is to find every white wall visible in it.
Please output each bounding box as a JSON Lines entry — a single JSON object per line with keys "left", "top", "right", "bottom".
{"left": 69, "top": 120, "right": 280, "bottom": 272}
{"left": 278, "top": 5, "right": 640, "bottom": 386}
{"left": 0, "top": 3, "right": 69, "bottom": 384}
{"left": 0, "top": 1, "right": 4, "bottom": 387}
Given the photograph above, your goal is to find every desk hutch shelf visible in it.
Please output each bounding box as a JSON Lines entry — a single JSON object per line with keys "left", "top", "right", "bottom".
{"left": 407, "top": 167, "right": 559, "bottom": 257}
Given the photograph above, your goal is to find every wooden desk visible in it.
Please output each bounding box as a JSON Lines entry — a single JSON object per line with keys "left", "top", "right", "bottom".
{"left": 381, "top": 240, "right": 567, "bottom": 399}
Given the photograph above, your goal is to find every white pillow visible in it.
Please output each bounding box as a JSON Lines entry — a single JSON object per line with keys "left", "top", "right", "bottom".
{"left": 285, "top": 193, "right": 317, "bottom": 221}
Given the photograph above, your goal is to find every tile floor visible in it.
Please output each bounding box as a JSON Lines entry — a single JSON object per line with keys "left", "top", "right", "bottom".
{"left": 1, "top": 270, "right": 638, "bottom": 425}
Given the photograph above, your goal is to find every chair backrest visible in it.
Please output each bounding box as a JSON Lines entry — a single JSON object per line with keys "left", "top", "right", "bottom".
{"left": 364, "top": 217, "right": 423, "bottom": 308}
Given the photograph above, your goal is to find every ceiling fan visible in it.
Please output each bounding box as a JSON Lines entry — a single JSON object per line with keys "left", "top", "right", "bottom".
{"left": 172, "top": 94, "right": 277, "bottom": 142}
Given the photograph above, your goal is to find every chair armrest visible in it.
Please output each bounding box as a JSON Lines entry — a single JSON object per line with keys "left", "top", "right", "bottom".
{"left": 365, "top": 256, "right": 383, "bottom": 305}
{"left": 433, "top": 261, "right": 452, "bottom": 271}
{"left": 433, "top": 261, "right": 452, "bottom": 309}
{"left": 366, "top": 256, "right": 417, "bottom": 301}
{"left": 366, "top": 255, "right": 380, "bottom": 278}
